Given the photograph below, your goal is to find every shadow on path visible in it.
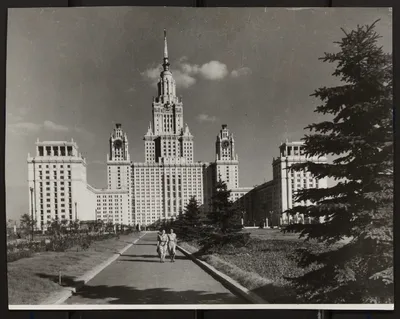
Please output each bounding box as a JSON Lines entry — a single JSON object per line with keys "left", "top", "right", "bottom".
{"left": 36, "top": 273, "right": 84, "bottom": 290}
{"left": 38, "top": 272, "right": 244, "bottom": 304}
{"left": 118, "top": 259, "right": 165, "bottom": 263}
{"left": 38, "top": 272, "right": 244, "bottom": 305}
{"left": 251, "top": 283, "right": 298, "bottom": 303}
{"left": 67, "top": 282, "right": 248, "bottom": 304}
{"left": 122, "top": 254, "right": 188, "bottom": 260}
{"left": 134, "top": 243, "right": 156, "bottom": 246}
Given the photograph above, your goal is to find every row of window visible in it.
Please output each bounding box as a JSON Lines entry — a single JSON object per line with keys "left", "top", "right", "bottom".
{"left": 97, "top": 194, "right": 125, "bottom": 198}
{"left": 37, "top": 146, "right": 74, "bottom": 157}
{"left": 40, "top": 209, "right": 71, "bottom": 217}
{"left": 40, "top": 190, "right": 72, "bottom": 197}
{"left": 134, "top": 169, "right": 202, "bottom": 173}
{"left": 39, "top": 170, "right": 71, "bottom": 176}
{"left": 38, "top": 164, "right": 71, "bottom": 169}
{"left": 39, "top": 181, "right": 69, "bottom": 188}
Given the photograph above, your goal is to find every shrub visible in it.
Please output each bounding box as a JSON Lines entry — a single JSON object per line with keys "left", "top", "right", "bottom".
{"left": 7, "top": 250, "right": 34, "bottom": 263}
{"left": 197, "top": 231, "right": 251, "bottom": 255}
{"left": 6, "top": 220, "right": 126, "bottom": 261}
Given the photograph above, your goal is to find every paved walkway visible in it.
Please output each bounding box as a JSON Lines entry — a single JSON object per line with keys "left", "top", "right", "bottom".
{"left": 65, "top": 232, "right": 247, "bottom": 304}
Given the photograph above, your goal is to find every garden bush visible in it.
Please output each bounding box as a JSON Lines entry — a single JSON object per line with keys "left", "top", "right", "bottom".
{"left": 197, "top": 231, "right": 251, "bottom": 255}
{"left": 7, "top": 250, "right": 34, "bottom": 263}
{"left": 6, "top": 220, "right": 134, "bottom": 262}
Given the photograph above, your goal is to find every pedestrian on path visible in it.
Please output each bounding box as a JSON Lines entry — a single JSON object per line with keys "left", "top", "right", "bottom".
{"left": 157, "top": 229, "right": 168, "bottom": 263}
{"left": 167, "top": 228, "right": 177, "bottom": 262}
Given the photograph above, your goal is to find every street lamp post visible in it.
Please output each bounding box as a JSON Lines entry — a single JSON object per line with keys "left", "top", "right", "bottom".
{"left": 29, "top": 187, "right": 34, "bottom": 241}
{"left": 75, "top": 202, "right": 78, "bottom": 221}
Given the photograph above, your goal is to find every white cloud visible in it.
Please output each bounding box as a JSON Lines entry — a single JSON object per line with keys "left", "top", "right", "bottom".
{"left": 172, "top": 70, "right": 197, "bottom": 88}
{"left": 197, "top": 113, "right": 217, "bottom": 123}
{"left": 231, "top": 67, "right": 252, "bottom": 78}
{"left": 141, "top": 66, "right": 161, "bottom": 81}
{"left": 7, "top": 112, "right": 23, "bottom": 122}
{"left": 141, "top": 65, "right": 162, "bottom": 87}
{"left": 7, "top": 122, "right": 42, "bottom": 134}
{"left": 43, "top": 120, "right": 69, "bottom": 132}
{"left": 74, "top": 126, "right": 96, "bottom": 141}
{"left": 141, "top": 58, "right": 229, "bottom": 88}
{"left": 180, "top": 61, "right": 200, "bottom": 75}
{"left": 7, "top": 120, "right": 93, "bottom": 138}
{"left": 198, "top": 61, "right": 228, "bottom": 80}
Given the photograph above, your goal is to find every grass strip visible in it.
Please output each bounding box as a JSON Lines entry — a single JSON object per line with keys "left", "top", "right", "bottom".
{"left": 8, "top": 233, "right": 140, "bottom": 305}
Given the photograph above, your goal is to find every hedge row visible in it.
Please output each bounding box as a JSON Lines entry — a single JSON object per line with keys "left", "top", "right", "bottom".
{"left": 7, "top": 229, "right": 136, "bottom": 263}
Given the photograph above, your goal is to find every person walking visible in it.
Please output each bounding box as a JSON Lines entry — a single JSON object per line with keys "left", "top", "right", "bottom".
{"left": 157, "top": 229, "right": 168, "bottom": 263}
{"left": 167, "top": 228, "right": 177, "bottom": 262}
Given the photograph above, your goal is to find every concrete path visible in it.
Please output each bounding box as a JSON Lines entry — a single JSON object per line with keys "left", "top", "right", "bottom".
{"left": 65, "top": 232, "right": 248, "bottom": 304}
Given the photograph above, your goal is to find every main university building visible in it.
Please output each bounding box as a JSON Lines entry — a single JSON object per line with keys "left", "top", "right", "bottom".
{"left": 27, "top": 31, "right": 327, "bottom": 230}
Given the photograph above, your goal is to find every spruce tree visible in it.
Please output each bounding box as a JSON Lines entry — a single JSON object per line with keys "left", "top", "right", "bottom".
{"left": 179, "top": 196, "right": 202, "bottom": 241}
{"left": 208, "top": 179, "right": 242, "bottom": 234}
{"left": 20, "top": 213, "right": 37, "bottom": 239}
{"left": 285, "top": 21, "right": 393, "bottom": 303}
{"left": 184, "top": 196, "right": 202, "bottom": 228}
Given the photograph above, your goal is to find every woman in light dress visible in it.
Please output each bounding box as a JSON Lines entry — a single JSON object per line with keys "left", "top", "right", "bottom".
{"left": 167, "top": 228, "right": 177, "bottom": 262}
{"left": 157, "top": 229, "right": 168, "bottom": 263}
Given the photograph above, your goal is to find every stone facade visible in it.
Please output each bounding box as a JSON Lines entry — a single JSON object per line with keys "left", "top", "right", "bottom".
{"left": 236, "top": 141, "right": 328, "bottom": 227}
{"left": 27, "top": 140, "right": 97, "bottom": 230}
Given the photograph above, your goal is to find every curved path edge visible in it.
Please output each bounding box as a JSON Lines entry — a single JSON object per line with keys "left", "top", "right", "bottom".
{"left": 40, "top": 232, "right": 148, "bottom": 305}
{"left": 176, "top": 245, "right": 268, "bottom": 304}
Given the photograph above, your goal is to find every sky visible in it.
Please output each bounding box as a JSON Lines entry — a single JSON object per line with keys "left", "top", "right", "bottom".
{"left": 5, "top": 7, "right": 392, "bottom": 222}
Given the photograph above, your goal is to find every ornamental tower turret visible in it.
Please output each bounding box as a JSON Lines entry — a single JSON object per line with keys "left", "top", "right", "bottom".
{"left": 215, "top": 124, "right": 239, "bottom": 190}
{"left": 109, "top": 123, "right": 130, "bottom": 162}
{"left": 107, "top": 123, "right": 131, "bottom": 190}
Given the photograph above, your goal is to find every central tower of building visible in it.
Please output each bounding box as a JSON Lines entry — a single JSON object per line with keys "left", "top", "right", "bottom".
{"left": 132, "top": 30, "right": 206, "bottom": 226}
{"left": 144, "top": 30, "right": 194, "bottom": 164}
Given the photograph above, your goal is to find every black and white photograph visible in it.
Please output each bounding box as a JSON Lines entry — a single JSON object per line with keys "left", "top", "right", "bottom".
{"left": 5, "top": 7, "right": 393, "bottom": 309}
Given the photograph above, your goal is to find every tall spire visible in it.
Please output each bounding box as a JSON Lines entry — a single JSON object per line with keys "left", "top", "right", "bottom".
{"left": 163, "top": 29, "right": 170, "bottom": 71}
{"left": 164, "top": 29, "right": 168, "bottom": 58}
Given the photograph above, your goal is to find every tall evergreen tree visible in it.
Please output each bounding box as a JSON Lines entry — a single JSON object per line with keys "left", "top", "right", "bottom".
{"left": 284, "top": 21, "right": 393, "bottom": 303}
{"left": 19, "top": 213, "right": 37, "bottom": 239}
{"left": 208, "top": 180, "right": 242, "bottom": 234}
{"left": 184, "top": 196, "right": 202, "bottom": 228}
{"left": 175, "top": 196, "right": 202, "bottom": 241}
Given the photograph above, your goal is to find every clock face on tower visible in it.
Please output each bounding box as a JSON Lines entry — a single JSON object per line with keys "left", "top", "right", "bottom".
{"left": 222, "top": 140, "right": 230, "bottom": 149}
{"left": 113, "top": 139, "right": 122, "bottom": 149}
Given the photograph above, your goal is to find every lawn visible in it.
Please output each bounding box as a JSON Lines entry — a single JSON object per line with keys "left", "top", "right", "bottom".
{"left": 242, "top": 228, "right": 304, "bottom": 241}
{"left": 179, "top": 229, "right": 333, "bottom": 303}
{"left": 7, "top": 232, "right": 141, "bottom": 305}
